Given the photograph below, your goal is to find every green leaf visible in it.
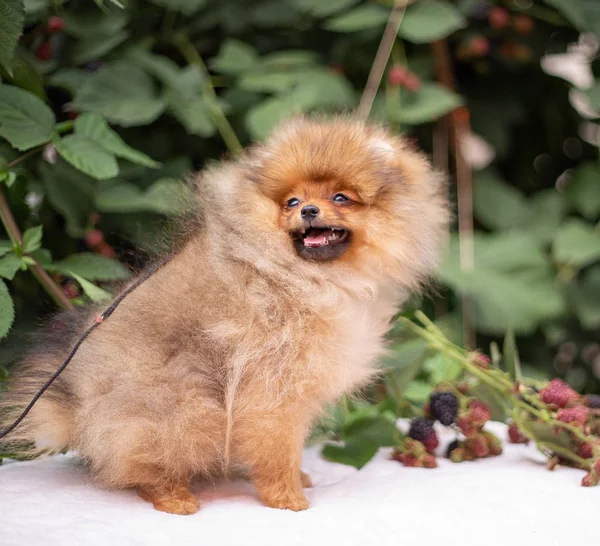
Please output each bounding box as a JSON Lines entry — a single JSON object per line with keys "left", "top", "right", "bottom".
{"left": 321, "top": 439, "right": 379, "bottom": 469}
{"left": 54, "top": 134, "right": 119, "bottom": 180}
{"left": 74, "top": 114, "right": 159, "bottom": 168}
{"left": 31, "top": 248, "right": 51, "bottom": 266}
{"left": 343, "top": 415, "right": 398, "bottom": 447}
{"left": 423, "top": 353, "right": 462, "bottom": 385}
{"left": 324, "top": 5, "right": 389, "bottom": 32}
{"left": 210, "top": 40, "right": 260, "bottom": 75}
{"left": 322, "top": 414, "right": 398, "bottom": 469}
{"left": 49, "top": 253, "right": 130, "bottom": 281}
{"left": 387, "top": 82, "right": 462, "bottom": 125}
{"left": 520, "top": 190, "right": 566, "bottom": 245}
{"left": 570, "top": 265, "right": 600, "bottom": 329}
{"left": 542, "top": 0, "right": 600, "bottom": 38}
{"left": 399, "top": 0, "right": 466, "bottom": 43}
{"left": 147, "top": 0, "right": 207, "bottom": 15}
{"left": 72, "top": 30, "right": 129, "bottom": 65}
{"left": 0, "top": 240, "right": 13, "bottom": 257}
{"left": 0, "top": 84, "right": 55, "bottom": 151}
{"left": 71, "top": 62, "right": 166, "bottom": 127}
{"left": 438, "top": 233, "right": 565, "bottom": 334}
{"left": 473, "top": 169, "right": 530, "bottom": 230}
{"left": 40, "top": 161, "right": 94, "bottom": 238}
{"left": 403, "top": 380, "right": 433, "bottom": 404}
{"left": 565, "top": 163, "right": 600, "bottom": 220}
{"left": 553, "top": 219, "right": 600, "bottom": 268}
{"left": 0, "top": 279, "right": 14, "bottom": 339}
{"left": 165, "top": 68, "right": 215, "bottom": 137}
{"left": 22, "top": 225, "right": 43, "bottom": 254}
{"left": 0, "top": 253, "right": 22, "bottom": 280}
{"left": 292, "top": 0, "right": 360, "bottom": 17}
{"left": 48, "top": 69, "right": 90, "bottom": 94}
{"left": 70, "top": 272, "right": 111, "bottom": 302}
{"left": 95, "top": 178, "right": 190, "bottom": 215}
{"left": 3, "top": 171, "right": 17, "bottom": 188}
{"left": 245, "top": 70, "right": 355, "bottom": 139}
{"left": 0, "top": 0, "right": 25, "bottom": 76}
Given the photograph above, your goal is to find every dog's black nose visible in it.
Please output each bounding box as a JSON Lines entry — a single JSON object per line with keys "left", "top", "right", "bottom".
{"left": 301, "top": 205, "right": 320, "bottom": 218}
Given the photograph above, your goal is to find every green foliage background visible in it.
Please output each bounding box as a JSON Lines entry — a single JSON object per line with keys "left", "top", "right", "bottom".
{"left": 0, "top": 0, "right": 599, "bottom": 400}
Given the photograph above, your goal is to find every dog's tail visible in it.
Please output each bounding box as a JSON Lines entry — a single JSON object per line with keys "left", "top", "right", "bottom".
{"left": 0, "top": 309, "right": 89, "bottom": 457}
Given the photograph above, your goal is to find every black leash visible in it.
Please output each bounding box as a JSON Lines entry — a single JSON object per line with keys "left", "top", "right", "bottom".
{"left": 0, "top": 256, "right": 170, "bottom": 440}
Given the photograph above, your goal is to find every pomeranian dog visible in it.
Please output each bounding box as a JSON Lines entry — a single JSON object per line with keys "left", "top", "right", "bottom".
{"left": 1, "top": 116, "right": 448, "bottom": 515}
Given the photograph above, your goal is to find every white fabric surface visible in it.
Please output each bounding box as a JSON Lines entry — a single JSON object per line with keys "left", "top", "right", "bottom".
{"left": 0, "top": 422, "right": 596, "bottom": 546}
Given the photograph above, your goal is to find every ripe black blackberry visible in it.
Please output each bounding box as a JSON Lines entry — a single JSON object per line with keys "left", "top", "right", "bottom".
{"left": 430, "top": 391, "right": 459, "bottom": 426}
{"left": 408, "top": 418, "right": 435, "bottom": 442}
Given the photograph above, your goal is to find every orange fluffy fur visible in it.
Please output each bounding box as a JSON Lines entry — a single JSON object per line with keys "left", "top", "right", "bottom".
{"left": 0, "top": 116, "right": 449, "bottom": 515}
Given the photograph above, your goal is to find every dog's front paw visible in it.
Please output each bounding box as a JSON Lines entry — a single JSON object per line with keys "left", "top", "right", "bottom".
{"left": 263, "top": 491, "right": 309, "bottom": 512}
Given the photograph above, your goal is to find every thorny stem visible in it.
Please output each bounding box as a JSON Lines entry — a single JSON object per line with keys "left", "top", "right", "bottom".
{"left": 401, "top": 312, "right": 600, "bottom": 465}
{"left": 0, "top": 183, "right": 73, "bottom": 311}
{"left": 174, "top": 33, "right": 243, "bottom": 156}
{"left": 357, "top": 0, "right": 410, "bottom": 120}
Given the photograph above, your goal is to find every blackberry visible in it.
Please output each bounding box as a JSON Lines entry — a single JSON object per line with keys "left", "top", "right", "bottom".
{"left": 408, "top": 418, "right": 435, "bottom": 443}
{"left": 430, "top": 391, "right": 459, "bottom": 426}
{"left": 446, "top": 439, "right": 460, "bottom": 459}
{"left": 586, "top": 394, "right": 600, "bottom": 409}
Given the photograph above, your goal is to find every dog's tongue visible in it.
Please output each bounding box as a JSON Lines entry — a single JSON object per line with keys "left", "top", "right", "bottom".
{"left": 304, "top": 228, "right": 333, "bottom": 248}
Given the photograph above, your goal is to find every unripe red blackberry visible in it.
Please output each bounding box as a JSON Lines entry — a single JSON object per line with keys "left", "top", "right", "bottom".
{"left": 557, "top": 406, "right": 589, "bottom": 426}
{"left": 466, "top": 434, "right": 489, "bottom": 458}
{"left": 508, "top": 423, "right": 529, "bottom": 444}
{"left": 35, "top": 42, "right": 52, "bottom": 61}
{"left": 430, "top": 391, "right": 459, "bottom": 426}
{"left": 47, "top": 16, "right": 65, "bottom": 33}
{"left": 85, "top": 229, "right": 104, "bottom": 249}
{"left": 582, "top": 472, "right": 599, "bottom": 487}
{"left": 468, "top": 36, "right": 491, "bottom": 58}
{"left": 98, "top": 242, "right": 116, "bottom": 259}
{"left": 469, "top": 399, "right": 491, "bottom": 424}
{"left": 488, "top": 6, "right": 510, "bottom": 30}
{"left": 579, "top": 442, "right": 593, "bottom": 459}
{"left": 482, "top": 430, "right": 503, "bottom": 456}
{"left": 513, "top": 15, "right": 534, "bottom": 35}
{"left": 388, "top": 64, "right": 408, "bottom": 86}
{"left": 423, "top": 455, "right": 437, "bottom": 468}
{"left": 540, "top": 379, "right": 581, "bottom": 408}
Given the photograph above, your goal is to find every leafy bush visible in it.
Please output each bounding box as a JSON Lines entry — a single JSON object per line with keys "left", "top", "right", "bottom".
{"left": 0, "top": 0, "right": 599, "bottom": 398}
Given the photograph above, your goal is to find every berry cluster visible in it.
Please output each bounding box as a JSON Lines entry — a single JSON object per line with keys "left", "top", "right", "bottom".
{"left": 457, "top": 5, "right": 534, "bottom": 63}
{"left": 392, "top": 389, "right": 502, "bottom": 469}
{"left": 387, "top": 65, "right": 422, "bottom": 93}
{"left": 34, "top": 17, "right": 66, "bottom": 61}
{"left": 85, "top": 217, "right": 116, "bottom": 259}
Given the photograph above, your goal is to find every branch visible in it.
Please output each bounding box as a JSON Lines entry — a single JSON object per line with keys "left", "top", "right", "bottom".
{"left": 357, "top": 0, "right": 410, "bottom": 120}
{"left": 174, "top": 33, "right": 243, "bottom": 156}
{"left": 0, "top": 186, "right": 74, "bottom": 311}
{"left": 430, "top": 39, "right": 475, "bottom": 349}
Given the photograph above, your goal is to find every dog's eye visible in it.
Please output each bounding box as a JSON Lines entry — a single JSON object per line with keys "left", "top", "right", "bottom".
{"left": 286, "top": 197, "right": 300, "bottom": 208}
{"left": 332, "top": 193, "right": 349, "bottom": 203}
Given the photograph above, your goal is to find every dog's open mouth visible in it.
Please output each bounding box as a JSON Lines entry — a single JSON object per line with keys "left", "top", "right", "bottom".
{"left": 301, "top": 227, "right": 349, "bottom": 248}
{"left": 291, "top": 227, "right": 351, "bottom": 261}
